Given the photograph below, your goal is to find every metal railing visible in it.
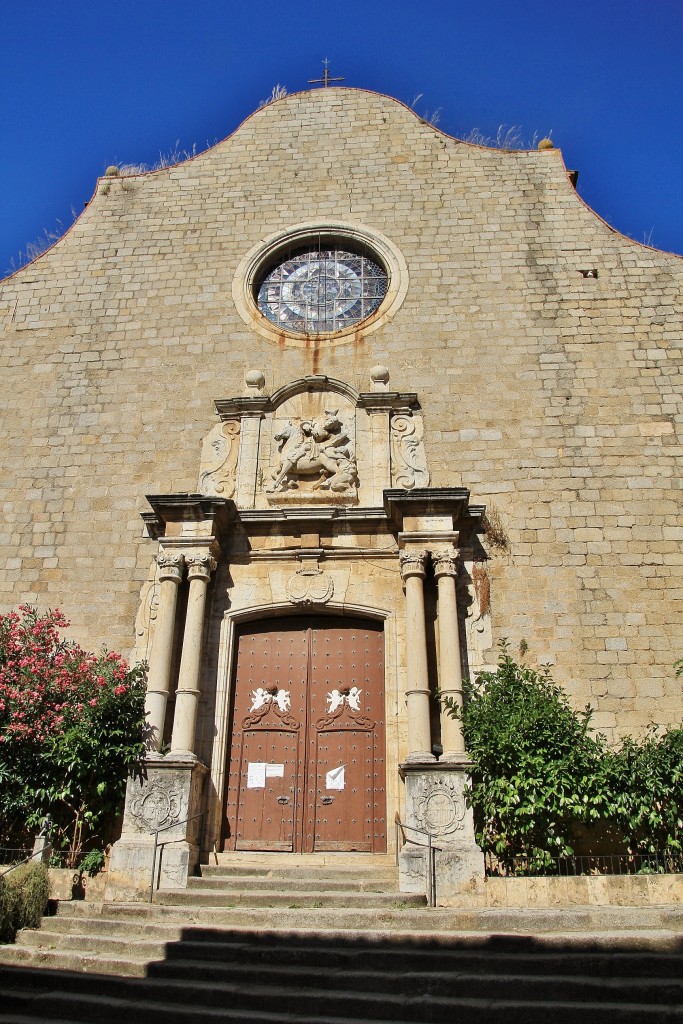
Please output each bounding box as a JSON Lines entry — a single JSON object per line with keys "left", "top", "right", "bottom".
{"left": 485, "top": 851, "right": 683, "bottom": 878}
{"left": 395, "top": 814, "right": 441, "bottom": 908}
{"left": 0, "top": 844, "right": 53, "bottom": 878}
{"left": 149, "top": 812, "right": 205, "bottom": 903}
{"left": 0, "top": 848, "right": 31, "bottom": 868}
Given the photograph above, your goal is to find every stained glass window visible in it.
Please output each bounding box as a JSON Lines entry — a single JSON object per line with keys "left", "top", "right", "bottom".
{"left": 256, "top": 248, "right": 387, "bottom": 334}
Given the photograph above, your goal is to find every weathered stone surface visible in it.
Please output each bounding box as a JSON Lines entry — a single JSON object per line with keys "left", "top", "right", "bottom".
{"left": 1, "top": 88, "right": 681, "bottom": 892}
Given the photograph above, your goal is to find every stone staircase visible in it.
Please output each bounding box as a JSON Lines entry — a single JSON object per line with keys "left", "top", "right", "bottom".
{"left": 1, "top": 855, "right": 683, "bottom": 1022}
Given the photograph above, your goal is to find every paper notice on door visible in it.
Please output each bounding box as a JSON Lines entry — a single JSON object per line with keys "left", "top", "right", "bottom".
{"left": 266, "top": 763, "right": 285, "bottom": 778}
{"left": 326, "top": 765, "right": 345, "bottom": 790}
{"left": 247, "top": 762, "right": 267, "bottom": 788}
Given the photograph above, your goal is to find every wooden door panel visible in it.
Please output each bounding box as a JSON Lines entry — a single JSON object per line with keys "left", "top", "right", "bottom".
{"left": 313, "top": 730, "right": 373, "bottom": 851}
{"left": 308, "top": 619, "right": 386, "bottom": 854}
{"left": 225, "top": 616, "right": 385, "bottom": 854}
{"left": 236, "top": 730, "right": 296, "bottom": 851}
{"left": 225, "top": 620, "right": 308, "bottom": 850}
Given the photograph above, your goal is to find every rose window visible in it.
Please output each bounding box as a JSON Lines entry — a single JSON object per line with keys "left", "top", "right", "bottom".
{"left": 256, "top": 248, "right": 388, "bottom": 335}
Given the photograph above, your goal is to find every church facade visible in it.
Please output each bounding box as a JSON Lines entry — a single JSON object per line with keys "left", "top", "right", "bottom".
{"left": 0, "top": 88, "right": 681, "bottom": 891}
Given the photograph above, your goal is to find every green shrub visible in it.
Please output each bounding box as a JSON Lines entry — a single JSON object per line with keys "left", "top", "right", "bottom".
{"left": 0, "top": 606, "right": 146, "bottom": 863}
{"left": 444, "top": 643, "right": 683, "bottom": 872}
{"left": 78, "top": 849, "right": 105, "bottom": 877}
{"left": 0, "top": 875, "right": 13, "bottom": 943}
{"left": 0, "top": 862, "right": 50, "bottom": 943}
{"left": 444, "top": 643, "right": 606, "bottom": 870}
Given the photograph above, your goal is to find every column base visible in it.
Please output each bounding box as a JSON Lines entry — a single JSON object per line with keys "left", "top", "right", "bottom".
{"left": 402, "top": 751, "right": 437, "bottom": 764}
{"left": 398, "top": 761, "right": 484, "bottom": 902}
{"left": 108, "top": 754, "right": 207, "bottom": 899}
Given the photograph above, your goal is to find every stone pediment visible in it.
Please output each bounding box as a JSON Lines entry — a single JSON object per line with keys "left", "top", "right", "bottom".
{"left": 197, "top": 370, "right": 430, "bottom": 510}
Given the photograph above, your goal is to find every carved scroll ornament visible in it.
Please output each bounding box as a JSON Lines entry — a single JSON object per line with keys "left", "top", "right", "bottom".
{"left": 198, "top": 420, "right": 240, "bottom": 498}
{"left": 391, "top": 413, "right": 429, "bottom": 489}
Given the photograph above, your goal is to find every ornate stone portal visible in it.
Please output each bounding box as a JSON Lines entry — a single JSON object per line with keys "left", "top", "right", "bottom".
{"left": 112, "top": 371, "right": 486, "bottom": 900}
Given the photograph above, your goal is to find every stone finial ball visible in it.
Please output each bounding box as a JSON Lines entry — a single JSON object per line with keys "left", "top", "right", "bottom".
{"left": 105, "top": 165, "right": 121, "bottom": 177}
{"left": 245, "top": 369, "right": 266, "bottom": 389}
{"left": 537, "top": 139, "right": 554, "bottom": 151}
{"left": 370, "top": 365, "right": 390, "bottom": 384}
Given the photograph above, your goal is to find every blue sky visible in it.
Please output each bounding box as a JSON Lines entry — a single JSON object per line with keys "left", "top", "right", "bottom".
{"left": 2, "top": 0, "right": 682, "bottom": 277}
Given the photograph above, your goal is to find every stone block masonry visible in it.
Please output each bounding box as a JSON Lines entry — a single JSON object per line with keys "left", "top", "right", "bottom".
{"left": 0, "top": 87, "right": 681, "bottom": 743}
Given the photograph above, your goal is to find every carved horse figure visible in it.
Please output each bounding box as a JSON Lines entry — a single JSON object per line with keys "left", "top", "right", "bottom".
{"left": 267, "top": 411, "right": 358, "bottom": 493}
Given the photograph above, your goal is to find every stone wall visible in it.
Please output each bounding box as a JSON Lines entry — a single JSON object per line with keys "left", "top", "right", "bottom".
{"left": 447, "top": 873, "right": 683, "bottom": 909}
{"left": 0, "top": 87, "right": 681, "bottom": 740}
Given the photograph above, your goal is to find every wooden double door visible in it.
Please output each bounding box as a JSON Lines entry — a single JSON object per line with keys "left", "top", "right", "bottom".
{"left": 224, "top": 616, "right": 386, "bottom": 853}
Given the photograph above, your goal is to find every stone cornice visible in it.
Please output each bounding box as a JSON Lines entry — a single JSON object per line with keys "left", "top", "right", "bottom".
{"left": 384, "top": 488, "right": 471, "bottom": 525}
{"left": 142, "top": 494, "right": 235, "bottom": 540}
{"left": 214, "top": 396, "right": 273, "bottom": 419}
{"left": 356, "top": 392, "right": 420, "bottom": 412}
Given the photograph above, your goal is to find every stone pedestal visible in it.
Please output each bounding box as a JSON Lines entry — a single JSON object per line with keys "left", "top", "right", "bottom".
{"left": 398, "top": 761, "right": 484, "bottom": 902}
{"left": 108, "top": 755, "right": 207, "bottom": 897}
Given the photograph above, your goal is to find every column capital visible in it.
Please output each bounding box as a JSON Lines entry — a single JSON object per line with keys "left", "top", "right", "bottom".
{"left": 156, "top": 551, "right": 185, "bottom": 583}
{"left": 185, "top": 552, "right": 217, "bottom": 582}
{"left": 432, "top": 549, "right": 458, "bottom": 580}
{"left": 399, "top": 549, "right": 428, "bottom": 581}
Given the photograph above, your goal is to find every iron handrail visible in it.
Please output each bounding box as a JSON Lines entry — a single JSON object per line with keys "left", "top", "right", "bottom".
{"left": 395, "top": 814, "right": 441, "bottom": 908}
{"left": 149, "top": 812, "right": 205, "bottom": 903}
{"left": 0, "top": 843, "right": 53, "bottom": 878}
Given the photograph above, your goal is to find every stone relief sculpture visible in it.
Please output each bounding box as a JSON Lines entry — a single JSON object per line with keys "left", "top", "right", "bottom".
{"left": 412, "top": 773, "right": 466, "bottom": 839}
{"left": 198, "top": 420, "right": 240, "bottom": 497}
{"left": 286, "top": 567, "right": 334, "bottom": 606}
{"left": 267, "top": 410, "right": 358, "bottom": 494}
{"left": 390, "top": 412, "right": 430, "bottom": 489}
{"left": 129, "top": 779, "right": 183, "bottom": 832}
{"left": 131, "top": 561, "right": 160, "bottom": 665}
{"left": 458, "top": 559, "right": 493, "bottom": 672}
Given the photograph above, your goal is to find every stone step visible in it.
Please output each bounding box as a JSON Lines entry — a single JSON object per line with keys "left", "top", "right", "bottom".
{"left": 187, "top": 874, "right": 400, "bottom": 893}
{"left": 0, "top": 944, "right": 150, "bottom": 978}
{"left": 154, "top": 888, "right": 424, "bottom": 910}
{"left": 0, "top": 968, "right": 681, "bottom": 1024}
{"left": 212, "top": 852, "right": 396, "bottom": 869}
{"left": 13, "top": 919, "right": 683, "bottom": 979}
{"left": 15, "top": 944, "right": 682, "bottom": 1007}
{"left": 52, "top": 898, "right": 683, "bottom": 935}
{"left": 144, "top": 956, "right": 683, "bottom": 1005}
{"left": 24, "top": 912, "right": 683, "bottom": 964}
{"left": 16, "top": 927, "right": 171, "bottom": 962}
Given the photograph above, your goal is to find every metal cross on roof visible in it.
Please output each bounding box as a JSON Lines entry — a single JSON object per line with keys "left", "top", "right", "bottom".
{"left": 308, "top": 59, "right": 345, "bottom": 88}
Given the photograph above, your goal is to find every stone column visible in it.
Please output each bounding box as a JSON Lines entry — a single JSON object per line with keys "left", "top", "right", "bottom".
{"left": 433, "top": 550, "right": 467, "bottom": 761}
{"left": 170, "top": 552, "right": 217, "bottom": 757}
{"left": 400, "top": 550, "right": 434, "bottom": 762}
{"left": 144, "top": 552, "right": 185, "bottom": 753}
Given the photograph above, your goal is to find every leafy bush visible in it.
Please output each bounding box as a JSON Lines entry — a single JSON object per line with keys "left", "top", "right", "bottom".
{"left": 445, "top": 643, "right": 683, "bottom": 871}
{"left": 0, "top": 862, "right": 50, "bottom": 943}
{"left": 603, "top": 727, "right": 683, "bottom": 861}
{"left": 0, "top": 876, "right": 11, "bottom": 943}
{"left": 78, "top": 849, "right": 105, "bottom": 877}
{"left": 0, "top": 606, "right": 147, "bottom": 865}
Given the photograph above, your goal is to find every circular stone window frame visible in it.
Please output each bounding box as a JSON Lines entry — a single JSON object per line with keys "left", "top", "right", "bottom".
{"left": 232, "top": 221, "right": 409, "bottom": 347}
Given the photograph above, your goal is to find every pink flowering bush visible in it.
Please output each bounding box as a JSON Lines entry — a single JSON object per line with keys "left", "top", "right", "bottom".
{"left": 0, "top": 606, "right": 146, "bottom": 865}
